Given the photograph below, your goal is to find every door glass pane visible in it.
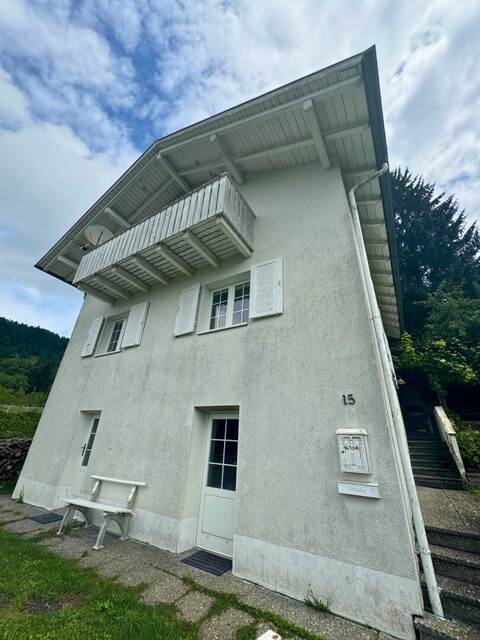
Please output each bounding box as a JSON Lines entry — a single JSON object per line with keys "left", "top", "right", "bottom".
{"left": 206, "top": 417, "right": 239, "bottom": 491}
{"left": 211, "top": 419, "right": 225, "bottom": 439}
{"left": 210, "top": 440, "right": 224, "bottom": 464}
{"left": 82, "top": 418, "right": 99, "bottom": 467}
{"left": 223, "top": 465, "right": 237, "bottom": 491}
{"left": 226, "top": 419, "right": 238, "bottom": 440}
{"left": 224, "top": 440, "right": 238, "bottom": 465}
{"left": 207, "top": 463, "right": 222, "bottom": 488}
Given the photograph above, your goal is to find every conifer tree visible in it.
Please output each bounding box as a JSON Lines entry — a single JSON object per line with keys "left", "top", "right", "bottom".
{"left": 391, "top": 168, "right": 480, "bottom": 334}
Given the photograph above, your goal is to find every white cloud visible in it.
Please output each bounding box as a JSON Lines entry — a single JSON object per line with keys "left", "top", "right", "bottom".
{"left": 1, "top": 0, "right": 479, "bottom": 337}
{"left": 0, "top": 68, "right": 30, "bottom": 128}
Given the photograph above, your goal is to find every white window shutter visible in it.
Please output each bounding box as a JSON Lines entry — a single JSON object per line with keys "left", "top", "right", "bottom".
{"left": 81, "top": 317, "right": 104, "bottom": 357}
{"left": 250, "top": 257, "right": 283, "bottom": 319}
{"left": 121, "top": 302, "right": 149, "bottom": 348}
{"left": 174, "top": 284, "right": 201, "bottom": 336}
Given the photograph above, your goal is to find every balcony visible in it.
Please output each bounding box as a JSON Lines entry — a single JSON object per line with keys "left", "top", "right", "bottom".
{"left": 73, "top": 175, "right": 256, "bottom": 304}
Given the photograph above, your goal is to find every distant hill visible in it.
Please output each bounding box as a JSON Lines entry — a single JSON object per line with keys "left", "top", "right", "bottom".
{"left": 0, "top": 318, "right": 68, "bottom": 400}
{"left": 0, "top": 317, "right": 68, "bottom": 361}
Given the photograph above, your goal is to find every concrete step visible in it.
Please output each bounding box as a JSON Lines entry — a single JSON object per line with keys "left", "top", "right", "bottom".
{"left": 408, "top": 439, "right": 447, "bottom": 446}
{"left": 430, "top": 544, "right": 480, "bottom": 586}
{"left": 410, "top": 456, "right": 456, "bottom": 467}
{"left": 413, "top": 467, "right": 462, "bottom": 479}
{"left": 410, "top": 449, "right": 454, "bottom": 458}
{"left": 422, "top": 574, "right": 480, "bottom": 625}
{"left": 426, "top": 527, "right": 480, "bottom": 555}
{"left": 409, "top": 446, "right": 451, "bottom": 456}
{"left": 414, "top": 611, "right": 480, "bottom": 640}
{"left": 416, "top": 476, "right": 464, "bottom": 490}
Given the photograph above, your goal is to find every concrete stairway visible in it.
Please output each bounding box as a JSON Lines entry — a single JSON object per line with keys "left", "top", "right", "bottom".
{"left": 408, "top": 439, "right": 464, "bottom": 490}
{"left": 415, "top": 505, "right": 480, "bottom": 638}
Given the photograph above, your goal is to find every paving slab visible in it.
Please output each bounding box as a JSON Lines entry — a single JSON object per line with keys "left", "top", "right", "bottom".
{"left": 418, "top": 487, "right": 480, "bottom": 534}
{"left": 170, "top": 560, "right": 255, "bottom": 597}
{"left": 240, "top": 586, "right": 385, "bottom": 640}
{"left": 0, "top": 495, "right": 16, "bottom": 508}
{"left": 140, "top": 572, "right": 188, "bottom": 604}
{"left": 255, "top": 621, "right": 282, "bottom": 638}
{"left": 199, "top": 607, "right": 254, "bottom": 640}
{"left": 0, "top": 510, "right": 26, "bottom": 523}
{"left": 38, "top": 534, "right": 92, "bottom": 560}
{"left": 78, "top": 548, "right": 120, "bottom": 569}
{"left": 2, "top": 518, "right": 44, "bottom": 535}
{"left": 116, "top": 563, "right": 166, "bottom": 588}
{"left": 176, "top": 590, "right": 215, "bottom": 622}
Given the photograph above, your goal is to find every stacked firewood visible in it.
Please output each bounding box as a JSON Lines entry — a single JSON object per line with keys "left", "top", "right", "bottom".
{"left": 0, "top": 438, "right": 32, "bottom": 479}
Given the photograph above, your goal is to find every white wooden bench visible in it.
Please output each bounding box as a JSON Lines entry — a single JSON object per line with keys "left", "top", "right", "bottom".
{"left": 57, "top": 475, "right": 146, "bottom": 550}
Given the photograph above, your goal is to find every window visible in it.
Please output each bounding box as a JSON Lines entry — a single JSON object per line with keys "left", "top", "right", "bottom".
{"left": 81, "top": 417, "right": 99, "bottom": 467}
{"left": 207, "top": 418, "right": 239, "bottom": 491}
{"left": 81, "top": 301, "right": 149, "bottom": 357}
{"left": 174, "top": 257, "right": 283, "bottom": 337}
{"left": 209, "top": 281, "right": 250, "bottom": 330}
{"left": 106, "top": 319, "right": 125, "bottom": 352}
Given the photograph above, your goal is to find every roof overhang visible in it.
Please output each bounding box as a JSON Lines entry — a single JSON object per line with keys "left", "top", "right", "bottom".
{"left": 36, "top": 45, "right": 403, "bottom": 338}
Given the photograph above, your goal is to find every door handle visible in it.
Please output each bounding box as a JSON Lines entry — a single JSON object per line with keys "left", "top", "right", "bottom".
{"left": 81, "top": 444, "right": 86, "bottom": 456}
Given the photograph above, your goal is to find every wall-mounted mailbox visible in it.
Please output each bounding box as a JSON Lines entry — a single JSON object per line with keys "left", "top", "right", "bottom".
{"left": 336, "top": 428, "right": 371, "bottom": 474}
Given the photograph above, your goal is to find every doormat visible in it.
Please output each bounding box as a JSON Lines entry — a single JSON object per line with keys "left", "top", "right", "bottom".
{"left": 181, "top": 550, "right": 232, "bottom": 576}
{"left": 30, "top": 512, "right": 63, "bottom": 524}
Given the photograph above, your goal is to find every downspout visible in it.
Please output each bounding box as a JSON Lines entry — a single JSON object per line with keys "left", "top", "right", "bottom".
{"left": 348, "top": 163, "right": 444, "bottom": 619}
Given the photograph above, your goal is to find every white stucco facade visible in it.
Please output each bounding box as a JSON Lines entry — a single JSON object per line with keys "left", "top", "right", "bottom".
{"left": 15, "top": 49, "right": 427, "bottom": 639}
{"left": 16, "top": 164, "right": 422, "bottom": 638}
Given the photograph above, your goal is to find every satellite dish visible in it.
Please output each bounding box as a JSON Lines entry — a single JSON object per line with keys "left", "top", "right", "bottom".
{"left": 85, "top": 225, "right": 114, "bottom": 246}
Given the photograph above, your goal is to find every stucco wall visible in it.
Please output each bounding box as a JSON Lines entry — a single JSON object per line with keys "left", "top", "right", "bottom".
{"left": 15, "top": 163, "right": 421, "bottom": 638}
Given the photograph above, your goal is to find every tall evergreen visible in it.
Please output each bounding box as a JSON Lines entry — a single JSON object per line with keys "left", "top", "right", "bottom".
{"left": 391, "top": 168, "right": 480, "bottom": 334}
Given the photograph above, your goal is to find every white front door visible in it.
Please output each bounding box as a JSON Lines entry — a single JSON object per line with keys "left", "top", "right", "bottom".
{"left": 72, "top": 416, "right": 100, "bottom": 497}
{"left": 196, "top": 415, "right": 239, "bottom": 558}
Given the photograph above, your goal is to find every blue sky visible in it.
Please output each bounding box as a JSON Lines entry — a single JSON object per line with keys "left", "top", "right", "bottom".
{"left": 1, "top": 0, "right": 479, "bottom": 336}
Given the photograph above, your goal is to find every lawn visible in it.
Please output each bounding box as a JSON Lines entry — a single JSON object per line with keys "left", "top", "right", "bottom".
{"left": 0, "top": 528, "right": 197, "bottom": 640}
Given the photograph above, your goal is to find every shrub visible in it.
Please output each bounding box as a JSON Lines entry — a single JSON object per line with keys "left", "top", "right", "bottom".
{"left": 0, "top": 411, "right": 40, "bottom": 440}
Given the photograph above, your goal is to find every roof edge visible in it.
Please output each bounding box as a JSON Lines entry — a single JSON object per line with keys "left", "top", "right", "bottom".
{"left": 361, "top": 45, "right": 405, "bottom": 335}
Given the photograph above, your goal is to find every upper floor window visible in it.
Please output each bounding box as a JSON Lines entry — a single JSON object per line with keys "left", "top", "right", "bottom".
{"left": 209, "top": 281, "right": 250, "bottom": 330}
{"left": 106, "top": 319, "right": 125, "bottom": 352}
{"left": 174, "top": 257, "right": 283, "bottom": 337}
{"left": 81, "top": 302, "right": 149, "bottom": 357}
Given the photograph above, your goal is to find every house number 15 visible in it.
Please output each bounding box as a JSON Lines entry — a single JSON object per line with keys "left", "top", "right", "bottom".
{"left": 342, "top": 394, "right": 355, "bottom": 405}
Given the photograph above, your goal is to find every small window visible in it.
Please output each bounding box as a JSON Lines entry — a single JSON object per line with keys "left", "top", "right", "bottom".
{"left": 107, "top": 319, "right": 125, "bottom": 352}
{"left": 83, "top": 301, "right": 149, "bottom": 357}
{"left": 209, "top": 281, "right": 250, "bottom": 330}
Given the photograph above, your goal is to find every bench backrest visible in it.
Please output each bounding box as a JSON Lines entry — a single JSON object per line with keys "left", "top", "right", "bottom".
{"left": 89, "top": 475, "right": 147, "bottom": 509}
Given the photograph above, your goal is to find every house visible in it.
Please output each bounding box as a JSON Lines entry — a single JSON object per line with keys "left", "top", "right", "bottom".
{"left": 14, "top": 47, "right": 432, "bottom": 639}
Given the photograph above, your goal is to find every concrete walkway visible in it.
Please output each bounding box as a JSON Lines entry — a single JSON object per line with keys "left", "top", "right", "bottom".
{"left": 417, "top": 485, "right": 480, "bottom": 534}
{"left": 0, "top": 493, "right": 398, "bottom": 640}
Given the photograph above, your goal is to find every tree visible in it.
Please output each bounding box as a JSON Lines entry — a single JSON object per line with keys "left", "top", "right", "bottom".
{"left": 391, "top": 169, "right": 480, "bottom": 399}
{"left": 391, "top": 168, "right": 480, "bottom": 334}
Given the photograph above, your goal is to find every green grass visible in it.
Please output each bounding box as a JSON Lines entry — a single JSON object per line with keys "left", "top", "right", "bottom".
{"left": 0, "top": 529, "right": 197, "bottom": 639}
{"left": 304, "top": 589, "right": 331, "bottom": 614}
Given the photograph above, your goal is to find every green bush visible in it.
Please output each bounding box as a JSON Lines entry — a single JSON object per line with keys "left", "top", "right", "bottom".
{"left": 446, "top": 410, "right": 480, "bottom": 471}
{"left": 0, "top": 384, "right": 47, "bottom": 407}
{"left": 0, "top": 411, "right": 40, "bottom": 440}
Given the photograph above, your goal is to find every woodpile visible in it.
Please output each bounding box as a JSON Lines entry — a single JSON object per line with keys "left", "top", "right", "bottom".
{"left": 0, "top": 438, "right": 32, "bottom": 479}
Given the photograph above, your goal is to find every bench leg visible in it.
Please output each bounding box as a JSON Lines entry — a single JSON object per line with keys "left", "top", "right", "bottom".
{"left": 109, "top": 514, "right": 130, "bottom": 541}
{"left": 93, "top": 517, "right": 110, "bottom": 550}
{"left": 57, "top": 505, "right": 75, "bottom": 536}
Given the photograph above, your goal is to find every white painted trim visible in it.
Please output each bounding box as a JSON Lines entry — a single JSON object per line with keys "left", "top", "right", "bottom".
{"left": 433, "top": 406, "right": 467, "bottom": 482}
